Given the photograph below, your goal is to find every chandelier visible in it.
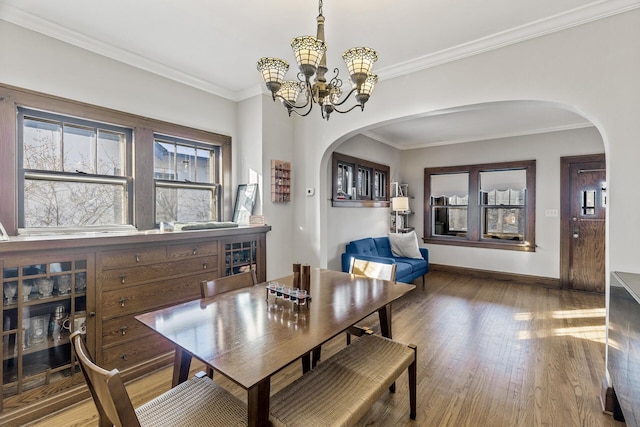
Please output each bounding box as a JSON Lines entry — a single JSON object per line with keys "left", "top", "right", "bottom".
{"left": 257, "top": 0, "right": 379, "bottom": 121}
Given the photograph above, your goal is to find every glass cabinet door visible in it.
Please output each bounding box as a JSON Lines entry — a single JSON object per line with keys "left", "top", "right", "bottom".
{"left": 2, "top": 256, "right": 87, "bottom": 403}
{"left": 224, "top": 240, "right": 257, "bottom": 276}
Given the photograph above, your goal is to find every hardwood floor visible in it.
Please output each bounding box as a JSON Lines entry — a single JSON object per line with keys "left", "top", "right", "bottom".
{"left": 25, "top": 270, "right": 623, "bottom": 427}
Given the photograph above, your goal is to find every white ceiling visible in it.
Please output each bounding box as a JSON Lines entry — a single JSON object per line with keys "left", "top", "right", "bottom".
{"left": 2, "top": 0, "right": 635, "bottom": 148}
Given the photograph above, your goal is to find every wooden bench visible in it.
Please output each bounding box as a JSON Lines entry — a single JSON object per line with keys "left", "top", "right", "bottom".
{"left": 269, "top": 333, "right": 417, "bottom": 426}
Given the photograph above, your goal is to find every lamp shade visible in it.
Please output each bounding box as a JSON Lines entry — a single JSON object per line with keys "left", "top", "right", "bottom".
{"left": 358, "top": 74, "right": 378, "bottom": 97}
{"left": 291, "top": 36, "right": 326, "bottom": 77}
{"left": 257, "top": 57, "right": 289, "bottom": 94}
{"left": 277, "top": 81, "right": 303, "bottom": 105}
{"left": 343, "top": 47, "right": 378, "bottom": 86}
{"left": 391, "top": 197, "right": 409, "bottom": 212}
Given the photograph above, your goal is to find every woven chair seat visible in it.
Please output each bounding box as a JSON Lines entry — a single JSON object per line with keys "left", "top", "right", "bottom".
{"left": 270, "top": 334, "right": 415, "bottom": 427}
{"left": 135, "top": 375, "right": 248, "bottom": 427}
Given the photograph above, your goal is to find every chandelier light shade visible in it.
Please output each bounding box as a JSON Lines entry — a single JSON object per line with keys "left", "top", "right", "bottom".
{"left": 257, "top": 57, "right": 289, "bottom": 95}
{"left": 356, "top": 74, "right": 378, "bottom": 103}
{"left": 278, "top": 81, "right": 304, "bottom": 105}
{"left": 256, "top": 0, "right": 379, "bottom": 121}
{"left": 342, "top": 47, "right": 378, "bottom": 86}
{"left": 291, "top": 36, "right": 327, "bottom": 78}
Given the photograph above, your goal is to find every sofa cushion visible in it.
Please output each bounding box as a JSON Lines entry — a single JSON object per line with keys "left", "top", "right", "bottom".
{"left": 398, "top": 257, "right": 428, "bottom": 273}
{"left": 393, "top": 261, "right": 413, "bottom": 280}
{"left": 373, "top": 237, "right": 394, "bottom": 258}
{"left": 388, "top": 231, "right": 423, "bottom": 259}
{"left": 346, "top": 238, "right": 379, "bottom": 257}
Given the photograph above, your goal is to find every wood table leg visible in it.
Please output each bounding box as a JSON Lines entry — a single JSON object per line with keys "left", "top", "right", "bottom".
{"left": 172, "top": 348, "right": 192, "bottom": 387}
{"left": 378, "top": 303, "right": 396, "bottom": 392}
{"left": 248, "top": 378, "right": 271, "bottom": 427}
{"left": 378, "top": 303, "right": 392, "bottom": 339}
{"left": 312, "top": 346, "right": 322, "bottom": 368}
{"left": 302, "top": 353, "right": 311, "bottom": 373}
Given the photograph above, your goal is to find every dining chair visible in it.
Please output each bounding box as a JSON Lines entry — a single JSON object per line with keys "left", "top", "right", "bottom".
{"left": 310, "top": 258, "right": 398, "bottom": 370}
{"left": 200, "top": 270, "right": 258, "bottom": 299}
{"left": 200, "top": 270, "right": 258, "bottom": 378}
{"left": 347, "top": 257, "right": 397, "bottom": 345}
{"left": 349, "top": 257, "right": 397, "bottom": 282}
{"left": 70, "top": 331, "right": 248, "bottom": 427}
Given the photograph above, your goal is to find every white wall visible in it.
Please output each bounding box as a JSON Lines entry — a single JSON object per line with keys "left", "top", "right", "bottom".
{"left": 3, "top": 10, "right": 640, "bottom": 282}
{"left": 0, "top": 22, "right": 236, "bottom": 138}
{"left": 400, "top": 127, "right": 603, "bottom": 278}
{"left": 291, "top": 9, "right": 640, "bottom": 281}
{"left": 260, "top": 97, "right": 296, "bottom": 280}
{"left": 327, "top": 126, "right": 603, "bottom": 279}
{"left": 326, "top": 134, "right": 402, "bottom": 271}
{"left": 236, "top": 96, "right": 263, "bottom": 220}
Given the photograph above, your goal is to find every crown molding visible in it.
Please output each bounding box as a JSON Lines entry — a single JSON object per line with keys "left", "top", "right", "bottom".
{"left": 2, "top": 0, "right": 639, "bottom": 101}
{"left": 377, "top": 0, "right": 640, "bottom": 81}
{"left": 0, "top": 5, "right": 238, "bottom": 101}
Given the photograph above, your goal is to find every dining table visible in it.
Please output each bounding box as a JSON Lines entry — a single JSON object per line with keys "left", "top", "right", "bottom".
{"left": 135, "top": 268, "right": 415, "bottom": 427}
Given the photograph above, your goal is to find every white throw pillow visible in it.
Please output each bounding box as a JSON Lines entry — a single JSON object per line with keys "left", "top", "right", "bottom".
{"left": 388, "top": 231, "right": 423, "bottom": 259}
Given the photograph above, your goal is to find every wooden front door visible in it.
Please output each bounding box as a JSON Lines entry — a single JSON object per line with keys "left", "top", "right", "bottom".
{"left": 560, "top": 154, "right": 606, "bottom": 292}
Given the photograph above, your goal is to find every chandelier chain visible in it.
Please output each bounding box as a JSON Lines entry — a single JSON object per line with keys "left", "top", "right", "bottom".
{"left": 319, "top": 0, "right": 323, "bottom": 16}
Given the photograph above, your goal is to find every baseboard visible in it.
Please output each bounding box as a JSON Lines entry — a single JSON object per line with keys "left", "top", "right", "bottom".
{"left": 429, "top": 264, "right": 561, "bottom": 289}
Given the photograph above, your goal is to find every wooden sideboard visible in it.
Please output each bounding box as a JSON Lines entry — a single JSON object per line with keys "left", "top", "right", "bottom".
{"left": 609, "top": 271, "right": 640, "bottom": 426}
{"left": 0, "top": 225, "right": 269, "bottom": 426}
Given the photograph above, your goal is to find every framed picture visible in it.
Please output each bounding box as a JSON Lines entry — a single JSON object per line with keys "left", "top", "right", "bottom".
{"left": 232, "top": 184, "right": 258, "bottom": 224}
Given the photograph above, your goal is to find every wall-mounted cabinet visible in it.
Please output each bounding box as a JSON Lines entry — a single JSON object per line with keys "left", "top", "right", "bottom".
{"left": 271, "top": 160, "right": 291, "bottom": 203}
{"left": 332, "top": 152, "right": 390, "bottom": 208}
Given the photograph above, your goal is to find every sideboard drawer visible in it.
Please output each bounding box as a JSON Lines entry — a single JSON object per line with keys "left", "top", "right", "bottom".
{"left": 102, "top": 315, "right": 154, "bottom": 348}
{"left": 99, "top": 246, "right": 167, "bottom": 270}
{"left": 101, "top": 334, "right": 175, "bottom": 371}
{"left": 101, "top": 271, "right": 213, "bottom": 319}
{"left": 167, "top": 241, "right": 218, "bottom": 260}
{"left": 100, "top": 257, "right": 217, "bottom": 290}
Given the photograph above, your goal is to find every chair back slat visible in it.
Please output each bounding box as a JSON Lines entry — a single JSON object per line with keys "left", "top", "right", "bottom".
{"left": 200, "top": 270, "right": 258, "bottom": 298}
{"left": 349, "top": 258, "right": 397, "bottom": 282}
{"left": 71, "top": 332, "right": 141, "bottom": 427}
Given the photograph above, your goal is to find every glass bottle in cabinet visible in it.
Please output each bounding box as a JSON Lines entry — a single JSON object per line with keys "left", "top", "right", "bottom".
{"left": 1, "top": 257, "right": 87, "bottom": 402}
{"left": 224, "top": 240, "right": 257, "bottom": 276}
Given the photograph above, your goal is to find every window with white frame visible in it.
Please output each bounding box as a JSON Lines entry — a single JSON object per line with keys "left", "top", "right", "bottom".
{"left": 18, "top": 108, "right": 133, "bottom": 230}
{"left": 154, "top": 134, "right": 221, "bottom": 223}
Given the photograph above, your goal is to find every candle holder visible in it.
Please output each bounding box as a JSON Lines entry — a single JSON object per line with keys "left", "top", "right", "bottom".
{"left": 266, "top": 282, "right": 311, "bottom": 312}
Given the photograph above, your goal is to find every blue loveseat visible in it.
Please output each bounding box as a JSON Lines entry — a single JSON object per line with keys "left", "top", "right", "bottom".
{"left": 341, "top": 236, "right": 429, "bottom": 284}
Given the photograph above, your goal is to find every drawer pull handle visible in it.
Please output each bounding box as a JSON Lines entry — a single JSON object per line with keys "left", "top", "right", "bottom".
{"left": 120, "top": 326, "right": 128, "bottom": 335}
{"left": 121, "top": 353, "right": 128, "bottom": 361}
{"left": 192, "top": 247, "right": 198, "bottom": 255}
{"left": 119, "top": 273, "right": 126, "bottom": 284}
{"left": 135, "top": 253, "right": 140, "bottom": 262}
{"left": 202, "top": 261, "right": 207, "bottom": 270}
{"left": 89, "top": 311, "right": 96, "bottom": 317}
{"left": 119, "top": 297, "right": 128, "bottom": 307}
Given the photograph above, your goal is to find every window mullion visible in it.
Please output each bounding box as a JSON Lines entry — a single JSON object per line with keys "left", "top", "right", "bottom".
{"left": 467, "top": 168, "right": 481, "bottom": 241}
